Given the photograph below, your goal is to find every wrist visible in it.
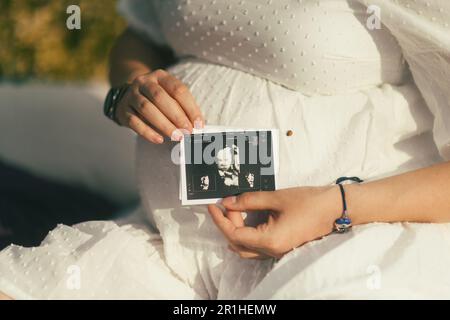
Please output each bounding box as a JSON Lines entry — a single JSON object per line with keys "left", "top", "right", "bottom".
{"left": 104, "top": 83, "right": 131, "bottom": 125}
{"left": 344, "top": 178, "right": 406, "bottom": 225}
{"left": 327, "top": 177, "right": 365, "bottom": 233}
{"left": 342, "top": 183, "right": 367, "bottom": 226}
{"left": 317, "top": 186, "right": 346, "bottom": 234}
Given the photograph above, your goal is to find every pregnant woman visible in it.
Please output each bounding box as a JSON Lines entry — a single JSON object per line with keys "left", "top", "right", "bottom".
{"left": 1, "top": 0, "right": 450, "bottom": 299}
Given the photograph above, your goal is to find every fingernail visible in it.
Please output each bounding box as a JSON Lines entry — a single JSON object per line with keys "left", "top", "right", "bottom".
{"left": 194, "top": 118, "right": 204, "bottom": 129}
{"left": 222, "top": 196, "right": 237, "bottom": 206}
{"left": 171, "top": 129, "right": 184, "bottom": 142}
{"left": 157, "top": 136, "right": 164, "bottom": 144}
{"left": 181, "top": 122, "right": 191, "bottom": 131}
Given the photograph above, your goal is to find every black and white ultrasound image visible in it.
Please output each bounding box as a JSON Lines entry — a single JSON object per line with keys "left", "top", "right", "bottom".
{"left": 184, "top": 131, "right": 276, "bottom": 201}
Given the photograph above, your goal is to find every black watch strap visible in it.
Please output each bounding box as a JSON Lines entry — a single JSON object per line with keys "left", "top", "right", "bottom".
{"left": 103, "top": 84, "right": 130, "bottom": 125}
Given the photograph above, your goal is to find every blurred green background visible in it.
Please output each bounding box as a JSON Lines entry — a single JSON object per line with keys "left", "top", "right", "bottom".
{"left": 0, "top": 0, "right": 126, "bottom": 82}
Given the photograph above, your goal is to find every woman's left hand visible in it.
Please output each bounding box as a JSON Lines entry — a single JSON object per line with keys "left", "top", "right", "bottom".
{"left": 208, "top": 186, "right": 342, "bottom": 259}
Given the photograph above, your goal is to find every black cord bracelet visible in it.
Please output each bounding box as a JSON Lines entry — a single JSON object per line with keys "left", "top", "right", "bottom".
{"left": 334, "top": 176, "right": 364, "bottom": 234}
{"left": 104, "top": 84, "right": 130, "bottom": 126}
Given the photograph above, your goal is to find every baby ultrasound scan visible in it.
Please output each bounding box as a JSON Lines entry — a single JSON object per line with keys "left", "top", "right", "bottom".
{"left": 179, "top": 129, "right": 278, "bottom": 205}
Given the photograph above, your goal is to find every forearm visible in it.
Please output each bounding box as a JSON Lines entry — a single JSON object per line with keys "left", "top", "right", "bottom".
{"left": 346, "top": 161, "right": 450, "bottom": 225}
{"left": 108, "top": 28, "right": 175, "bottom": 86}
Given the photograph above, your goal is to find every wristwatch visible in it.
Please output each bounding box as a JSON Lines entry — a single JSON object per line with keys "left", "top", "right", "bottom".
{"left": 103, "top": 83, "right": 130, "bottom": 125}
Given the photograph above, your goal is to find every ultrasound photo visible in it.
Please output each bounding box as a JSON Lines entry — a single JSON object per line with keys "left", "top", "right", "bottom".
{"left": 180, "top": 129, "right": 278, "bottom": 205}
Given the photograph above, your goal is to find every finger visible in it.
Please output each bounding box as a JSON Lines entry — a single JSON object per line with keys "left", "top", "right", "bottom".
{"left": 130, "top": 90, "right": 181, "bottom": 140}
{"left": 208, "top": 205, "right": 237, "bottom": 238}
{"left": 158, "top": 73, "right": 204, "bottom": 127}
{"left": 208, "top": 205, "right": 267, "bottom": 250}
{"left": 221, "top": 192, "right": 280, "bottom": 212}
{"left": 140, "top": 82, "right": 193, "bottom": 132}
{"left": 227, "top": 244, "right": 269, "bottom": 260}
{"left": 125, "top": 109, "right": 164, "bottom": 144}
{"left": 228, "top": 243, "right": 271, "bottom": 259}
{"left": 225, "top": 210, "right": 245, "bottom": 228}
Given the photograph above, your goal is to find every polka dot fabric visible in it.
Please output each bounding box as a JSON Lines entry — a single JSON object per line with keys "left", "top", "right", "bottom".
{"left": 119, "top": 0, "right": 407, "bottom": 95}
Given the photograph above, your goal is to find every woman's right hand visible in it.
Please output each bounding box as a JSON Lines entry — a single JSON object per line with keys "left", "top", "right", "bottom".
{"left": 115, "top": 69, "right": 204, "bottom": 144}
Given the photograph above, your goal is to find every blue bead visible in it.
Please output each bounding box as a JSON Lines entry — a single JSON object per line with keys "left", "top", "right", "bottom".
{"left": 336, "top": 218, "right": 351, "bottom": 225}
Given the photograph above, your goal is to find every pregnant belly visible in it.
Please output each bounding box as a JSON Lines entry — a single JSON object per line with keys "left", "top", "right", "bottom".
{"left": 133, "top": 58, "right": 441, "bottom": 297}
{"left": 138, "top": 59, "right": 438, "bottom": 198}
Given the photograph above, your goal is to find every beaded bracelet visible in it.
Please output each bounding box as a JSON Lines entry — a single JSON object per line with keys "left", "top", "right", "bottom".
{"left": 333, "top": 176, "right": 363, "bottom": 234}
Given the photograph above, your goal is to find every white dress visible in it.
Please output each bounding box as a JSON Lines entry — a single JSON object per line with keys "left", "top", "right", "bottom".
{"left": 1, "top": 0, "right": 450, "bottom": 299}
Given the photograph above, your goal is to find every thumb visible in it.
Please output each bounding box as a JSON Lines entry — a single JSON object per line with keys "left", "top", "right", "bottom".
{"left": 221, "top": 191, "right": 278, "bottom": 212}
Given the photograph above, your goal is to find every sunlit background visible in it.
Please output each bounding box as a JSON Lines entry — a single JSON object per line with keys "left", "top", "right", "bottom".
{"left": 0, "top": 0, "right": 126, "bottom": 82}
{"left": 0, "top": 0, "right": 138, "bottom": 249}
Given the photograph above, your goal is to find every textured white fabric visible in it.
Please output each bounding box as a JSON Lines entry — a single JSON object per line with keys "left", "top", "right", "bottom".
{"left": 118, "top": 0, "right": 408, "bottom": 95}
{"left": 1, "top": 0, "right": 450, "bottom": 299}
{"left": 0, "top": 220, "right": 198, "bottom": 300}
{"left": 247, "top": 222, "right": 450, "bottom": 299}
{"left": 358, "top": 0, "right": 450, "bottom": 159}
